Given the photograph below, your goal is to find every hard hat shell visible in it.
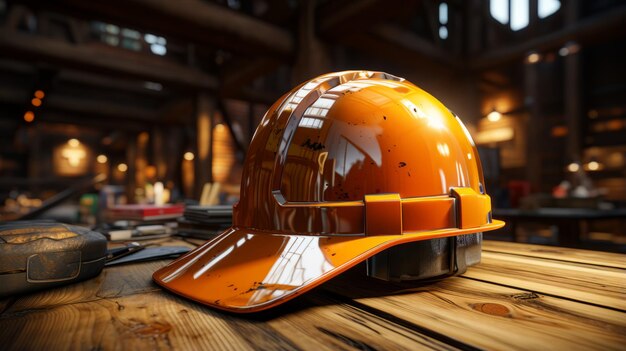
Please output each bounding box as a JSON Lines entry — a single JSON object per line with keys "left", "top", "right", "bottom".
{"left": 153, "top": 71, "right": 504, "bottom": 313}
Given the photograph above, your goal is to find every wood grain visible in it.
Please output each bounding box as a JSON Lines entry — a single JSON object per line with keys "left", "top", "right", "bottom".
{"left": 1, "top": 238, "right": 194, "bottom": 314}
{"left": 482, "top": 241, "right": 626, "bottom": 269}
{"left": 1, "top": 239, "right": 625, "bottom": 350}
{"left": 325, "top": 273, "right": 626, "bottom": 351}
{"left": 465, "top": 251, "right": 626, "bottom": 310}
{"left": 0, "top": 290, "right": 456, "bottom": 351}
{"left": 1, "top": 260, "right": 167, "bottom": 315}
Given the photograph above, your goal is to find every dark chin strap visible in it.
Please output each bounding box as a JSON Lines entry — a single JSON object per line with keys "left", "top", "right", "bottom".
{"left": 449, "top": 235, "right": 468, "bottom": 276}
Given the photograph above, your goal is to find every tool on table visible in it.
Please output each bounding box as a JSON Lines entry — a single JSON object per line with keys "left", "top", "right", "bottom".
{"left": 105, "top": 246, "right": 190, "bottom": 266}
{"left": 105, "top": 242, "right": 144, "bottom": 263}
{"left": 0, "top": 221, "right": 107, "bottom": 298}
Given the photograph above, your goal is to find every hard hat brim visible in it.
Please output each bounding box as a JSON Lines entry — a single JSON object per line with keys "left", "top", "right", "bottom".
{"left": 153, "top": 220, "right": 504, "bottom": 313}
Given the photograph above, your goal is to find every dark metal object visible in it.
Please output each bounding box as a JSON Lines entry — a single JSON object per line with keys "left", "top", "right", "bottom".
{"left": 0, "top": 222, "right": 107, "bottom": 298}
{"left": 366, "top": 233, "right": 481, "bottom": 282}
{"left": 106, "top": 242, "right": 144, "bottom": 263}
{"left": 105, "top": 246, "right": 191, "bottom": 266}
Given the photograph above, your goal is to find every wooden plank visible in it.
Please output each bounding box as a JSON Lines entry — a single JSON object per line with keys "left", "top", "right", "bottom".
{"left": 37, "top": 0, "right": 293, "bottom": 56}
{"left": 0, "top": 29, "right": 218, "bottom": 89}
{"left": 325, "top": 272, "right": 626, "bottom": 351}
{"left": 1, "top": 238, "right": 196, "bottom": 313}
{"left": 1, "top": 260, "right": 166, "bottom": 315}
{"left": 464, "top": 251, "right": 626, "bottom": 310}
{"left": 0, "top": 292, "right": 254, "bottom": 351}
{"left": 482, "top": 241, "right": 626, "bottom": 269}
{"left": 0, "top": 291, "right": 455, "bottom": 350}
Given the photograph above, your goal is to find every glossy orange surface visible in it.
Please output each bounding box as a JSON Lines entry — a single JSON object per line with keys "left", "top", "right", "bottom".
{"left": 153, "top": 71, "right": 504, "bottom": 313}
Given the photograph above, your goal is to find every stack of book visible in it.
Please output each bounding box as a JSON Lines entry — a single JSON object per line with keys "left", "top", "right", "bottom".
{"left": 177, "top": 205, "right": 233, "bottom": 239}
{"left": 103, "top": 204, "right": 185, "bottom": 241}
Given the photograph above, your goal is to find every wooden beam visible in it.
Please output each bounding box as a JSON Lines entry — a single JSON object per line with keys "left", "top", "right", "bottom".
{"left": 525, "top": 61, "right": 543, "bottom": 192}
{"left": 216, "top": 98, "right": 246, "bottom": 159}
{"left": 28, "top": 0, "right": 294, "bottom": 57}
{"left": 58, "top": 70, "right": 169, "bottom": 97}
{"left": 371, "top": 24, "right": 463, "bottom": 69}
{"left": 36, "top": 113, "right": 148, "bottom": 132}
{"left": 0, "top": 86, "right": 159, "bottom": 121}
{"left": 318, "top": 0, "right": 415, "bottom": 37}
{"left": 195, "top": 92, "right": 214, "bottom": 198}
{"left": 126, "top": 135, "right": 137, "bottom": 202}
{"left": 219, "top": 58, "right": 281, "bottom": 96}
{"left": 564, "top": 1, "right": 583, "bottom": 161}
{"left": 292, "top": 0, "right": 331, "bottom": 84}
{"left": 471, "top": 5, "right": 626, "bottom": 70}
{"left": 0, "top": 29, "right": 218, "bottom": 89}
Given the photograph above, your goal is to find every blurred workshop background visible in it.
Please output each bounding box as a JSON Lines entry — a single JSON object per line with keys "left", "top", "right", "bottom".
{"left": 0, "top": 0, "right": 624, "bottom": 251}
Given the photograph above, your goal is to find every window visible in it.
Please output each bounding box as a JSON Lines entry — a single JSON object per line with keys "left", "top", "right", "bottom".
{"left": 510, "top": 0, "right": 529, "bottom": 31}
{"left": 91, "top": 22, "right": 167, "bottom": 56}
{"left": 538, "top": 0, "right": 561, "bottom": 18}
{"left": 489, "top": 0, "right": 560, "bottom": 31}
{"left": 438, "top": 2, "right": 448, "bottom": 40}
{"left": 145, "top": 33, "right": 167, "bottom": 56}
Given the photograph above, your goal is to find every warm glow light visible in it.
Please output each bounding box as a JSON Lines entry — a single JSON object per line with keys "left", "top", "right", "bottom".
{"left": 567, "top": 163, "right": 580, "bottom": 172}
{"left": 96, "top": 154, "right": 108, "bottom": 163}
{"left": 212, "top": 123, "right": 235, "bottom": 183}
{"left": 34, "top": 90, "right": 45, "bottom": 99}
{"left": 117, "top": 163, "right": 128, "bottom": 172}
{"left": 31, "top": 98, "right": 42, "bottom": 107}
{"left": 475, "top": 127, "right": 514, "bottom": 144}
{"left": 587, "top": 161, "right": 600, "bottom": 171}
{"left": 526, "top": 52, "right": 541, "bottom": 64}
{"left": 184, "top": 151, "right": 195, "bottom": 161}
{"left": 487, "top": 110, "right": 502, "bottom": 122}
{"left": 68, "top": 138, "right": 80, "bottom": 147}
{"left": 551, "top": 125, "right": 568, "bottom": 137}
{"left": 23, "top": 111, "right": 34, "bottom": 122}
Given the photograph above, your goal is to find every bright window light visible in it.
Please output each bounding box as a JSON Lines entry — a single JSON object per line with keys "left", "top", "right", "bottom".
{"left": 144, "top": 33, "right": 157, "bottom": 44}
{"left": 538, "top": 0, "right": 560, "bottom": 18}
{"left": 150, "top": 44, "right": 167, "bottom": 56}
{"left": 439, "top": 3, "right": 448, "bottom": 25}
{"left": 490, "top": 0, "right": 509, "bottom": 25}
{"left": 439, "top": 26, "right": 448, "bottom": 40}
{"left": 511, "top": 0, "right": 529, "bottom": 31}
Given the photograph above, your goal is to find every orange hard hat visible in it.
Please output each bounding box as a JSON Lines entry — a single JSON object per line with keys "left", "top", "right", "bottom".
{"left": 153, "top": 71, "right": 504, "bottom": 313}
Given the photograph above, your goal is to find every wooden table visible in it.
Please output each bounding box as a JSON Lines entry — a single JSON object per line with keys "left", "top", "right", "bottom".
{"left": 1, "top": 239, "right": 625, "bottom": 350}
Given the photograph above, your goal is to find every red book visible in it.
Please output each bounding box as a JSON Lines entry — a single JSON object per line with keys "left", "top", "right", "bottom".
{"left": 107, "top": 204, "right": 185, "bottom": 221}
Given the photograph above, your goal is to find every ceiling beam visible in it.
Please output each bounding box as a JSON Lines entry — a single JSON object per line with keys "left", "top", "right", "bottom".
{"left": 219, "top": 58, "right": 281, "bottom": 96}
{"left": 371, "top": 24, "right": 463, "bottom": 69}
{"left": 25, "top": 0, "right": 294, "bottom": 57}
{"left": 58, "top": 70, "right": 169, "bottom": 97}
{"left": 0, "top": 29, "right": 218, "bottom": 89}
{"left": 0, "top": 86, "right": 159, "bottom": 121}
{"left": 471, "top": 5, "right": 626, "bottom": 70}
{"left": 318, "top": 0, "right": 417, "bottom": 37}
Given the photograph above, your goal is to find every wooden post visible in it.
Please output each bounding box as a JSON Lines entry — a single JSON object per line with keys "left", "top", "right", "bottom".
{"left": 525, "top": 59, "right": 543, "bottom": 192}
{"left": 135, "top": 132, "right": 149, "bottom": 189}
{"left": 564, "top": 1, "right": 582, "bottom": 161}
{"left": 195, "top": 92, "right": 214, "bottom": 199}
{"left": 291, "top": 0, "right": 331, "bottom": 85}
{"left": 152, "top": 127, "right": 166, "bottom": 180}
{"left": 126, "top": 134, "right": 137, "bottom": 203}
